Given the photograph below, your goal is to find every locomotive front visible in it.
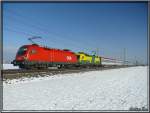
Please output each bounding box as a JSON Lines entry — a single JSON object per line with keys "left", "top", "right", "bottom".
{"left": 11, "top": 45, "right": 29, "bottom": 68}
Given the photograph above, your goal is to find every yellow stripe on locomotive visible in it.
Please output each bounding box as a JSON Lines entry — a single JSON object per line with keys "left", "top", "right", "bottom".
{"left": 76, "top": 52, "right": 101, "bottom": 65}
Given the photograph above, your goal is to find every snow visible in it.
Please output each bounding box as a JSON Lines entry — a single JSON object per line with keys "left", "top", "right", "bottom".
{"left": 3, "top": 64, "right": 19, "bottom": 70}
{"left": 3, "top": 66, "right": 148, "bottom": 111}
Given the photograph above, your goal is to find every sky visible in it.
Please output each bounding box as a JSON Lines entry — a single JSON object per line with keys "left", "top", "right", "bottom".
{"left": 3, "top": 2, "right": 148, "bottom": 64}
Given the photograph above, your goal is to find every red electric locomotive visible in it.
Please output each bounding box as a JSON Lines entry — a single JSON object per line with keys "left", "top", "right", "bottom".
{"left": 12, "top": 44, "right": 78, "bottom": 69}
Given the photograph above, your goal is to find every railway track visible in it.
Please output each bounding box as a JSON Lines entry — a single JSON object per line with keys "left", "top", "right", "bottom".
{"left": 2, "top": 65, "right": 131, "bottom": 80}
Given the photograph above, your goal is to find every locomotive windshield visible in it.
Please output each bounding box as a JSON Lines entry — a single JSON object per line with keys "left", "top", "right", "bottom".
{"left": 17, "top": 47, "right": 27, "bottom": 55}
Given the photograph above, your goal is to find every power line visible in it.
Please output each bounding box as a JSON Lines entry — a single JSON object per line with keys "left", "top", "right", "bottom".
{"left": 123, "top": 48, "right": 126, "bottom": 65}
{"left": 4, "top": 9, "right": 90, "bottom": 50}
{"left": 6, "top": 9, "right": 95, "bottom": 47}
{"left": 4, "top": 27, "right": 66, "bottom": 47}
{"left": 4, "top": 27, "right": 34, "bottom": 36}
{"left": 6, "top": 15, "right": 85, "bottom": 48}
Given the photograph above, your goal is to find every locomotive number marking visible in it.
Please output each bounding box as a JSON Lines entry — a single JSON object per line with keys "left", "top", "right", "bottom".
{"left": 66, "top": 56, "right": 72, "bottom": 60}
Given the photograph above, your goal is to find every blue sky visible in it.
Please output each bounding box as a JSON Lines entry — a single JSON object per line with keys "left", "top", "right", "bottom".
{"left": 3, "top": 2, "right": 148, "bottom": 64}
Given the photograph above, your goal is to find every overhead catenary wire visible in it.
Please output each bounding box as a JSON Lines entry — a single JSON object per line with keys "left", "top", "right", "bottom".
{"left": 4, "top": 9, "right": 90, "bottom": 50}
{"left": 4, "top": 27, "right": 34, "bottom": 37}
{"left": 6, "top": 9, "right": 95, "bottom": 47}
{"left": 5, "top": 27, "right": 64, "bottom": 47}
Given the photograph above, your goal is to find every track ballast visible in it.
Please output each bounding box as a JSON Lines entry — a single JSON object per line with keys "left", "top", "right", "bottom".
{"left": 2, "top": 65, "right": 132, "bottom": 80}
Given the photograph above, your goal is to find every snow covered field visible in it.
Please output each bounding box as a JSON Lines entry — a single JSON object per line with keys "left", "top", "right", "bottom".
{"left": 3, "top": 64, "right": 19, "bottom": 70}
{"left": 3, "top": 66, "right": 148, "bottom": 111}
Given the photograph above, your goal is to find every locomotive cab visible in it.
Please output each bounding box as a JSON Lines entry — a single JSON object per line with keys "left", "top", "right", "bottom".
{"left": 16, "top": 46, "right": 28, "bottom": 61}
{"left": 11, "top": 45, "right": 29, "bottom": 67}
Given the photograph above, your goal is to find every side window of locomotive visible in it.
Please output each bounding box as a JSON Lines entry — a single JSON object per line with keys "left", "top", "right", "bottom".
{"left": 30, "top": 49, "right": 37, "bottom": 54}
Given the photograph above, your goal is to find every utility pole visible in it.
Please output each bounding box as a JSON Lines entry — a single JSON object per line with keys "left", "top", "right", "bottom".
{"left": 134, "top": 56, "right": 138, "bottom": 66}
{"left": 123, "top": 48, "right": 126, "bottom": 65}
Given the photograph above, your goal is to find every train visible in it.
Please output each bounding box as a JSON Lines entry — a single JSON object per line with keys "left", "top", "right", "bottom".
{"left": 11, "top": 44, "right": 124, "bottom": 69}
